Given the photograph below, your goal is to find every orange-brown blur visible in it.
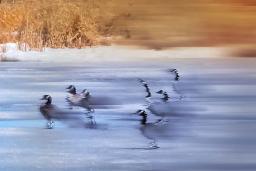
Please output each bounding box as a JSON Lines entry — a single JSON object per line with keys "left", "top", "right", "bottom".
{"left": 0, "top": 0, "right": 256, "bottom": 56}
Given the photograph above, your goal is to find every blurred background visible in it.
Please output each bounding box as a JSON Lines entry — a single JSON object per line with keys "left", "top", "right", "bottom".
{"left": 0, "top": 0, "right": 256, "bottom": 56}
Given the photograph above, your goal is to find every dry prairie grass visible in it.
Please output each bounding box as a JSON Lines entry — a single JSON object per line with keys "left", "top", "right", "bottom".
{"left": 1, "top": 0, "right": 256, "bottom": 53}
{"left": 0, "top": 0, "right": 123, "bottom": 49}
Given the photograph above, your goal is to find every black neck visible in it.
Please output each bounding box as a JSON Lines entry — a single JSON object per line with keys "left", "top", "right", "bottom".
{"left": 146, "top": 91, "right": 151, "bottom": 98}
{"left": 46, "top": 98, "right": 52, "bottom": 105}
{"left": 144, "top": 85, "right": 152, "bottom": 98}
{"left": 140, "top": 112, "right": 147, "bottom": 125}
{"left": 175, "top": 73, "right": 179, "bottom": 81}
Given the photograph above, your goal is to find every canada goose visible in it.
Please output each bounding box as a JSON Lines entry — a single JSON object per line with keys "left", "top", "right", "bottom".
{"left": 156, "top": 90, "right": 170, "bottom": 102}
{"left": 66, "top": 85, "right": 121, "bottom": 110}
{"left": 169, "top": 69, "right": 184, "bottom": 99}
{"left": 138, "top": 79, "right": 170, "bottom": 122}
{"left": 39, "top": 95, "right": 92, "bottom": 129}
{"left": 134, "top": 109, "right": 161, "bottom": 149}
{"left": 138, "top": 78, "right": 151, "bottom": 98}
{"left": 66, "top": 85, "right": 94, "bottom": 113}
{"left": 169, "top": 69, "right": 180, "bottom": 81}
{"left": 39, "top": 95, "right": 55, "bottom": 129}
{"left": 138, "top": 79, "right": 165, "bottom": 102}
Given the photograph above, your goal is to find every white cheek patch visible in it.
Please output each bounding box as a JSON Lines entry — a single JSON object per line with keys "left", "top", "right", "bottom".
{"left": 41, "top": 99, "right": 48, "bottom": 104}
{"left": 138, "top": 111, "right": 144, "bottom": 115}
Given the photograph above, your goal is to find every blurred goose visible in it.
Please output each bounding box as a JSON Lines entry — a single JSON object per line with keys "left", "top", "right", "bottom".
{"left": 39, "top": 95, "right": 91, "bottom": 129}
{"left": 66, "top": 85, "right": 94, "bottom": 113}
{"left": 138, "top": 79, "right": 151, "bottom": 98}
{"left": 66, "top": 85, "right": 121, "bottom": 110}
{"left": 169, "top": 68, "right": 180, "bottom": 81}
{"left": 156, "top": 90, "right": 170, "bottom": 102}
{"left": 138, "top": 79, "right": 165, "bottom": 102}
{"left": 169, "top": 69, "right": 184, "bottom": 99}
{"left": 134, "top": 109, "right": 161, "bottom": 149}
{"left": 40, "top": 95, "right": 55, "bottom": 128}
{"left": 138, "top": 79, "right": 171, "bottom": 122}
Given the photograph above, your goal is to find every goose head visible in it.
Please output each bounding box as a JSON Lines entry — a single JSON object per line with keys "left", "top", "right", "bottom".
{"left": 169, "top": 68, "right": 177, "bottom": 73}
{"left": 41, "top": 95, "right": 52, "bottom": 105}
{"left": 81, "top": 89, "right": 90, "bottom": 98}
{"left": 81, "top": 89, "right": 88, "bottom": 93}
{"left": 156, "top": 90, "right": 164, "bottom": 94}
{"left": 66, "top": 85, "right": 76, "bottom": 95}
{"left": 134, "top": 109, "right": 147, "bottom": 125}
{"left": 138, "top": 78, "right": 147, "bottom": 85}
{"left": 134, "top": 109, "right": 147, "bottom": 116}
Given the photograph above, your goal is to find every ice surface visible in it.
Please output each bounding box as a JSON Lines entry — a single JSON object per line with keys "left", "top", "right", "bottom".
{"left": 0, "top": 58, "right": 256, "bottom": 171}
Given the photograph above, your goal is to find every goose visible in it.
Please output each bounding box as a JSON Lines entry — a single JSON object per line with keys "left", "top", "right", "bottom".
{"left": 138, "top": 79, "right": 171, "bottom": 122}
{"left": 169, "top": 68, "right": 180, "bottom": 81}
{"left": 156, "top": 90, "right": 170, "bottom": 102}
{"left": 134, "top": 109, "right": 161, "bottom": 149}
{"left": 39, "top": 95, "right": 56, "bottom": 129}
{"left": 66, "top": 85, "right": 121, "bottom": 110}
{"left": 39, "top": 95, "right": 92, "bottom": 129}
{"left": 138, "top": 79, "right": 165, "bottom": 102}
{"left": 169, "top": 69, "right": 184, "bottom": 99}
{"left": 66, "top": 85, "right": 94, "bottom": 113}
{"left": 138, "top": 79, "right": 151, "bottom": 98}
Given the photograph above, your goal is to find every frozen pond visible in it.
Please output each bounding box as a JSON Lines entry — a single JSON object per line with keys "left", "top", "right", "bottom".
{"left": 0, "top": 58, "right": 256, "bottom": 171}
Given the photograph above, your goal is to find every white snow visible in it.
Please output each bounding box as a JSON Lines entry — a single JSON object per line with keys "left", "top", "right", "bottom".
{"left": 0, "top": 43, "right": 226, "bottom": 62}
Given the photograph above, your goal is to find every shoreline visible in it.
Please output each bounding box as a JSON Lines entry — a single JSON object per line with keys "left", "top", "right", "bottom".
{"left": 0, "top": 43, "right": 228, "bottom": 63}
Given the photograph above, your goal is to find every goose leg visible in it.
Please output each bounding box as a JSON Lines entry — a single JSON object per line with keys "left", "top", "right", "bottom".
{"left": 149, "top": 139, "right": 159, "bottom": 149}
{"left": 89, "top": 107, "right": 95, "bottom": 113}
{"left": 83, "top": 106, "right": 94, "bottom": 114}
{"left": 91, "top": 116, "right": 96, "bottom": 125}
{"left": 84, "top": 109, "right": 96, "bottom": 125}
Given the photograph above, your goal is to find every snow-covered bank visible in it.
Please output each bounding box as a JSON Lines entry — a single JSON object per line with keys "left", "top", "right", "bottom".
{"left": 0, "top": 43, "right": 226, "bottom": 62}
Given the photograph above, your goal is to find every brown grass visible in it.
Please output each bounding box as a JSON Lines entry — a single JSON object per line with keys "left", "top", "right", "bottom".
{"left": 1, "top": 0, "right": 256, "bottom": 52}
{"left": 229, "top": 45, "right": 256, "bottom": 57}
{"left": 104, "top": 0, "right": 256, "bottom": 50}
{"left": 0, "top": 0, "right": 122, "bottom": 49}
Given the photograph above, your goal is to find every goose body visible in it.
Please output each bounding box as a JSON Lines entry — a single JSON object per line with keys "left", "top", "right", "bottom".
{"left": 66, "top": 85, "right": 120, "bottom": 110}
{"left": 66, "top": 85, "right": 93, "bottom": 112}
{"left": 138, "top": 79, "right": 172, "bottom": 120}
{"left": 156, "top": 90, "right": 170, "bottom": 102}
{"left": 39, "top": 95, "right": 87, "bottom": 129}
{"left": 169, "top": 68, "right": 180, "bottom": 81}
{"left": 135, "top": 109, "right": 162, "bottom": 149}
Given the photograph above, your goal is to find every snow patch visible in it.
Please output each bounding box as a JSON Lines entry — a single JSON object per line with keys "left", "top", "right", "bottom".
{"left": 0, "top": 43, "right": 226, "bottom": 62}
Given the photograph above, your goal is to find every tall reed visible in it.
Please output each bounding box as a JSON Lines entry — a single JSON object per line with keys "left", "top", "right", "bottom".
{"left": 0, "top": 0, "right": 118, "bottom": 49}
